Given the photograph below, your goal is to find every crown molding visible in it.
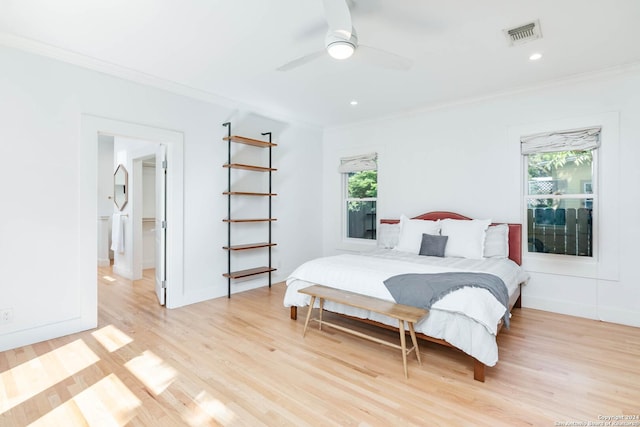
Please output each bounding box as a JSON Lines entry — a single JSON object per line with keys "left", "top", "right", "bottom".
{"left": 0, "top": 32, "right": 322, "bottom": 130}
{"left": 0, "top": 33, "right": 239, "bottom": 106}
{"left": 327, "top": 60, "right": 640, "bottom": 131}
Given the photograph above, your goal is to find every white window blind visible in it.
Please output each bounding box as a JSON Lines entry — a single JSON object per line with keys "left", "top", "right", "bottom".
{"left": 520, "top": 126, "right": 601, "bottom": 154}
{"left": 338, "top": 152, "right": 377, "bottom": 173}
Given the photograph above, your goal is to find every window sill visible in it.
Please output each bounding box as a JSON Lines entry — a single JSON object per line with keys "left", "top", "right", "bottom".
{"left": 336, "top": 238, "right": 377, "bottom": 253}
{"left": 523, "top": 253, "right": 597, "bottom": 279}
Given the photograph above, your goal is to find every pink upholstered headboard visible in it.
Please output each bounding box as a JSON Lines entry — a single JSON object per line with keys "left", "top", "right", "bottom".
{"left": 380, "top": 211, "right": 522, "bottom": 266}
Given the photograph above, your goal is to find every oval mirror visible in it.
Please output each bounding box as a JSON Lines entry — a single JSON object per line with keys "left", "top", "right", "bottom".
{"left": 113, "top": 164, "right": 128, "bottom": 211}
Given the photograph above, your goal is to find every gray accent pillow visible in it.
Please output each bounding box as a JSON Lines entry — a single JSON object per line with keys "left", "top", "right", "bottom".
{"left": 419, "top": 233, "right": 449, "bottom": 257}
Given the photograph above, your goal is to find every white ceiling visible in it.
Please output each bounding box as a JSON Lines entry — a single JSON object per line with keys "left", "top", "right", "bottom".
{"left": 2, "top": 0, "right": 640, "bottom": 128}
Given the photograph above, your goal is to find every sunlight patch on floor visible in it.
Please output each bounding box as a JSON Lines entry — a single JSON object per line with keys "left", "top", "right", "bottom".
{"left": 124, "top": 350, "right": 177, "bottom": 395}
{"left": 92, "top": 324, "right": 133, "bottom": 353}
{"left": 102, "top": 275, "right": 117, "bottom": 282}
{"left": 0, "top": 339, "right": 99, "bottom": 414}
{"left": 183, "top": 390, "right": 237, "bottom": 426}
{"left": 28, "top": 373, "right": 141, "bottom": 427}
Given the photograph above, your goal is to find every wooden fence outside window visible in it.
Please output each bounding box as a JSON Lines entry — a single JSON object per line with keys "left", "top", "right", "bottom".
{"left": 527, "top": 207, "right": 592, "bottom": 256}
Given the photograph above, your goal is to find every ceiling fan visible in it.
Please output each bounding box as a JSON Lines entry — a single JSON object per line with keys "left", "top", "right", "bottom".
{"left": 277, "top": 0, "right": 413, "bottom": 72}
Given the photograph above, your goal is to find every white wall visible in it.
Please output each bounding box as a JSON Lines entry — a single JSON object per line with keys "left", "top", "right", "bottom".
{"left": 142, "top": 164, "right": 155, "bottom": 219}
{"left": 322, "top": 69, "right": 640, "bottom": 328}
{"left": 0, "top": 46, "right": 323, "bottom": 351}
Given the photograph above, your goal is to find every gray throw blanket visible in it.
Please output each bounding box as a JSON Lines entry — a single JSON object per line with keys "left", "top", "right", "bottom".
{"left": 383, "top": 272, "right": 510, "bottom": 328}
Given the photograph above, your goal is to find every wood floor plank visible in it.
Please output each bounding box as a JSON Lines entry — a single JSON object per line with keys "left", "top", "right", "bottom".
{"left": 1, "top": 266, "right": 639, "bottom": 426}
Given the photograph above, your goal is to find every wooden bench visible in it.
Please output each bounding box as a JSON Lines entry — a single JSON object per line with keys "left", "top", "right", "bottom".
{"left": 298, "top": 285, "right": 428, "bottom": 379}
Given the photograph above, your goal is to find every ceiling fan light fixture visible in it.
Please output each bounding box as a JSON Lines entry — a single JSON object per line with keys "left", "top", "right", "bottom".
{"left": 327, "top": 40, "right": 355, "bottom": 60}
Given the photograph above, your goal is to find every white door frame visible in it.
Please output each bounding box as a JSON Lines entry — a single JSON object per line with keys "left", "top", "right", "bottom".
{"left": 81, "top": 115, "right": 184, "bottom": 317}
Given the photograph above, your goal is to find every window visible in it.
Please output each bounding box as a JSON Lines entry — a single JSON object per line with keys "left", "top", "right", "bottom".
{"left": 522, "top": 127, "right": 600, "bottom": 257}
{"left": 339, "top": 153, "right": 377, "bottom": 240}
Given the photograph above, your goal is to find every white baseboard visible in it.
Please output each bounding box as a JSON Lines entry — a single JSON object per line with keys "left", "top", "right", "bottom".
{"left": 97, "top": 258, "right": 110, "bottom": 267}
{"left": 0, "top": 316, "right": 96, "bottom": 352}
{"left": 597, "top": 306, "right": 640, "bottom": 328}
{"left": 522, "top": 296, "right": 640, "bottom": 328}
{"left": 521, "top": 295, "right": 599, "bottom": 320}
{"left": 112, "top": 264, "right": 133, "bottom": 280}
{"left": 168, "top": 278, "right": 269, "bottom": 308}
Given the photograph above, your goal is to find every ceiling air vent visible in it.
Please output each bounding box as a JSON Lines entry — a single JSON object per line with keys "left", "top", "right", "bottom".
{"left": 504, "top": 20, "right": 542, "bottom": 46}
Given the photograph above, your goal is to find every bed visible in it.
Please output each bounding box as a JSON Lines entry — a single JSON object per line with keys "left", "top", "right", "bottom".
{"left": 284, "top": 211, "right": 529, "bottom": 381}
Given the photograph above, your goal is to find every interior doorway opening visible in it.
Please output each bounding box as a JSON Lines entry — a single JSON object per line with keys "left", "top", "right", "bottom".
{"left": 82, "top": 114, "right": 184, "bottom": 319}
{"left": 97, "top": 135, "right": 167, "bottom": 305}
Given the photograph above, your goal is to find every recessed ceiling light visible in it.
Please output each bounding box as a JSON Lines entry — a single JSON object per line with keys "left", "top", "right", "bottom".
{"left": 529, "top": 52, "right": 542, "bottom": 61}
{"left": 350, "top": 100, "right": 358, "bottom": 106}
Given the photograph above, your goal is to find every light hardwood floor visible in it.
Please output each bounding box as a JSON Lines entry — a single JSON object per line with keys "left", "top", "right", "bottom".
{"left": 1, "top": 267, "right": 639, "bottom": 426}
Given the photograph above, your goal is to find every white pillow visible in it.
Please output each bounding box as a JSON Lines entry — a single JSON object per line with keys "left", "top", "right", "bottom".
{"left": 484, "top": 224, "right": 509, "bottom": 258}
{"left": 440, "top": 218, "right": 491, "bottom": 259}
{"left": 394, "top": 214, "right": 441, "bottom": 253}
{"left": 377, "top": 222, "right": 401, "bottom": 249}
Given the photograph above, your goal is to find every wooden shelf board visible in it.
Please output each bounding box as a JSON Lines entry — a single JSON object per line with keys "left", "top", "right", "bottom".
{"left": 223, "top": 242, "right": 277, "bottom": 251}
{"left": 223, "top": 266, "right": 277, "bottom": 279}
{"left": 223, "top": 191, "right": 277, "bottom": 196}
{"left": 223, "top": 135, "right": 277, "bottom": 148}
{"left": 223, "top": 163, "right": 277, "bottom": 172}
{"left": 223, "top": 218, "right": 277, "bottom": 223}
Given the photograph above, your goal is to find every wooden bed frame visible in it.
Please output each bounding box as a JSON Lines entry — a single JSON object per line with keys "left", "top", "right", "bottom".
{"left": 289, "top": 211, "right": 523, "bottom": 382}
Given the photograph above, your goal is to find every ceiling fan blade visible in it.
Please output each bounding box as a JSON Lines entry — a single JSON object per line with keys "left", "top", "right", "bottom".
{"left": 322, "top": 0, "right": 352, "bottom": 38}
{"left": 356, "top": 45, "right": 413, "bottom": 70}
{"left": 294, "top": 0, "right": 359, "bottom": 41}
{"left": 276, "top": 50, "right": 326, "bottom": 72}
{"left": 294, "top": 20, "right": 328, "bottom": 42}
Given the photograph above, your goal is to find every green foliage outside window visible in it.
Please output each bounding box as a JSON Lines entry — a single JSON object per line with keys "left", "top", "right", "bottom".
{"left": 347, "top": 170, "right": 377, "bottom": 212}
{"left": 528, "top": 151, "right": 592, "bottom": 178}
{"left": 527, "top": 150, "right": 593, "bottom": 208}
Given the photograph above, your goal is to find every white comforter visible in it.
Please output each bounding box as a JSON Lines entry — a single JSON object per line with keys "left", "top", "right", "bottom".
{"left": 284, "top": 249, "right": 529, "bottom": 366}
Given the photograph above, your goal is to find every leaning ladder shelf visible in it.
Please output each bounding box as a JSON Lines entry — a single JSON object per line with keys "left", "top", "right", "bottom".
{"left": 222, "top": 123, "right": 277, "bottom": 297}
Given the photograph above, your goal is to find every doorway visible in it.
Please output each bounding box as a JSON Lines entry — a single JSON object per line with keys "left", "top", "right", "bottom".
{"left": 80, "top": 115, "right": 184, "bottom": 324}
{"left": 98, "top": 137, "right": 166, "bottom": 304}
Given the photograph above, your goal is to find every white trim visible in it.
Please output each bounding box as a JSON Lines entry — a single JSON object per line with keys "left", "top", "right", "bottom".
{"left": 521, "top": 295, "right": 599, "bottom": 320}
{"left": 0, "top": 319, "right": 92, "bottom": 352}
{"left": 112, "top": 263, "right": 134, "bottom": 280}
{"left": 523, "top": 148, "right": 599, "bottom": 266}
{"left": 81, "top": 115, "right": 185, "bottom": 312}
{"left": 326, "top": 61, "right": 640, "bottom": 132}
{"left": 511, "top": 112, "right": 619, "bottom": 281}
{"left": 522, "top": 255, "right": 598, "bottom": 279}
{"left": 333, "top": 146, "right": 386, "bottom": 251}
{"left": 0, "top": 32, "right": 321, "bottom": 130}
{"left": 597, "top": 306, "right": 640, "bottom": 328}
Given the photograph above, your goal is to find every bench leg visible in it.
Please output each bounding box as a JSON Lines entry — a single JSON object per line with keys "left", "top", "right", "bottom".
{"left": 318, "top": 298, "right": 324, "bottom": 330}
{"left": 302, "top": 296, "right": 316, "bottom": 337}
{"left": 408, "top": 322, "right": 421, "bottom": 365}
{"left": 398, "top": 319, "right": 408, "bottom": 379}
